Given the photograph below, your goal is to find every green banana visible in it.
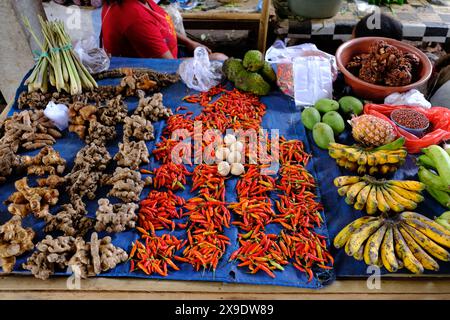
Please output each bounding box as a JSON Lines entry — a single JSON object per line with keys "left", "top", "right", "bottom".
{"left": 417, "top": 155, "right": 436, "bottom": 169}
{"left": 422, "top": 145, "right": 450, "bottom": 187}
{"left": 426, "top": 186, "right": 450, "bottom": 209}
{"left": 418, "top": 166, "right": 450, "bottom": 192}
{"left": 436, "top": 211, "right": 450, "bottom": 231}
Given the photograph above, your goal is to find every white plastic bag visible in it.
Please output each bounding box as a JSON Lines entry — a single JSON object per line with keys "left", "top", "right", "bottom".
{"left": 74, "top": 36, "right": 110, "bottom": 74}
{"left": 384, "top": 89, "right": 432, "bottom": 109}
{"left": 265, "top": 40, "right": 337, "bottom": 105}
{"left": 293, "top": 56, "right": 333, "bottom": 106}
{"left": 178, "top": 47, "right": 223, "bottom": 92}
{"left": 44, "top": 101, "right": 69, "bottom": 131}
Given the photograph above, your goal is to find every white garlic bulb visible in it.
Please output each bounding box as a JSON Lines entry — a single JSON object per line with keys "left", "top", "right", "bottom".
{"left": 230, "top": 141, "right": 244, "bottom": 153}
{"left": 227, "top": 151, "right": 242, "bottom": 164}
{"left": 217, "top": 161, "right": 231, "bottom": 176}
{"left": 215, "top": 147, "right": 230, "bottom": 161}
{"left": 231, "top": 163, "right": 245, "bottom": 176}
{"left": 224, "top": 134, "right": 237, "bottom": 146}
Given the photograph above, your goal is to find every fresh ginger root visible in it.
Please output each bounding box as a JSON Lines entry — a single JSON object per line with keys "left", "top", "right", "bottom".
{"left": 24, "top": 232, "right": 128, "bottom": 280}
{"left": 95, "top": 198, "right": 138, "bottom": 233}
{"left": 85, "top": 120, "right": 116, "bottom": 145}
{"left": 0, "top": 216, "right": 34, "bottom": 273}
{"left": 66, "top": 143, "right": 111, "bottom": 200}
{"left": 104, "top": 167, "right": 144, "bottom": 202}
{"left": 123, "top": 115, "right": 155, "bottom": 141}
{"left": 135, "top": 91, "right": 172, "bottom": 122}
{"left": 114, "top": 140, "right": 149, "bottom": 170}
{"left": 98, "top": 95, "right": 127, "bottom": 126}
{"left": 22, "top": 235, "right": 76, "bottom": 280}
{"left": 18, "top": 146, "right": 66, "bottom": 176}
{"left": 5, "top": 177, "right": 59, "bottom": 218}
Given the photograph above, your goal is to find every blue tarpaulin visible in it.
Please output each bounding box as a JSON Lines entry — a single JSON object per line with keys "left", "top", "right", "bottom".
{"left": 2, "top": 57, "right": 448, "bottom": 288}
{"left": 2, "top": 58, "right": 333, "bottom": 288}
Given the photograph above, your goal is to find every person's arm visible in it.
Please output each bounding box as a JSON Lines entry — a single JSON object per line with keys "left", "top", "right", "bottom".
{"left": 177, "top": 33, "right": 211, "bottom": 54}
{"left": 126, "top": 20, "right": 175, "bottom": 59}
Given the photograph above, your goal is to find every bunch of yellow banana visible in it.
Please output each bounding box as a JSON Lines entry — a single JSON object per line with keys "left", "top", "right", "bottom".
{"left": 329, "top": 141, "right": 407, "bottom": 176}
{"left": 334, "top": 212, "right": 450, "bottom": 274}
{"left": 334, "top": 175, "right": 425, "bottom": 214}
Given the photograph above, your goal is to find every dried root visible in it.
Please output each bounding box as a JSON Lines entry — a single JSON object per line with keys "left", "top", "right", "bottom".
{"left": 22, "top": 235, "right": 76, "bottom": 280}
{"left": 123, "top": 115, "right": 155, "bottom": 141}
{"left": 44, "top": 195, "right": 93, "bottom": 237}
{"left": 104, "top": 167, "right": 144, "bottom": 202}
{"left": 135, "top": 91, "right": 172, "bottom": 122}
{"left": 98, "top": 95, "right": 128, "bottom": 126}
{"left": 18, "top": 146, "right": 66, "bottom": 176}
{"left": 5, "top": 177, "right": 59, "bottom": 218}
{"left": 95, "top": 198, "right": 138, "bottom": 233}
{"left": 0, "top": 216, "right": 35, "bottom": 273}
{"left": 114, "top": 140, "right": 149, "bottom": 170}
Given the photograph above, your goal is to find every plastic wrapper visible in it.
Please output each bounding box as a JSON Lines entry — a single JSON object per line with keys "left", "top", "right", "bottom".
{"left": 265, "top": 40, "right": 337, "bottom": 104}
{"left": 384, "top": 89, "right": 432, "bottom": 109}
{"left": 178, "top": 47, "right": 223, "bottom": 92}
{"left": 293, "top": 56, "right": 333, "bottom": 106}
{"left": 364, "top": 104, "right": 450, "bottom": 153}
{"left": 74, "top": 36, "right": 110, "bottom": 74}
{"left": 162, "top": 3, "right": 186, "bottom": 36}
{"left": 44, "top": 101, "right": 69, "bottom": 131}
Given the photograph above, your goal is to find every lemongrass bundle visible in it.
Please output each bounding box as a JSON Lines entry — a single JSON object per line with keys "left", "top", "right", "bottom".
{"left": 24, "top": 16, "right": 97, "bottom": 95}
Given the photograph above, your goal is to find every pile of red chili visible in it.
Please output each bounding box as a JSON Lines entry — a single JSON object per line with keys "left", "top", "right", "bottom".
{"left": 132, "top": 86, "right": 333, "bottom": 282}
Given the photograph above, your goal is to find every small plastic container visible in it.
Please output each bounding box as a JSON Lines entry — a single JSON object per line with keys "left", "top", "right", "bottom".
{"left": 390, "top": 109, "right": 430, "bottom": 138}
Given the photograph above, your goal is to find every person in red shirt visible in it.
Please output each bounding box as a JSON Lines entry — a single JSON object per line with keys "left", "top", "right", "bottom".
{"left": 102, "top": 0, "right": 227, "bottom": 60}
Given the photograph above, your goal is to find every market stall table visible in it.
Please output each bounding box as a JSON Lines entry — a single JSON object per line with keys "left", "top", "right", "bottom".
{"left": 0, "top": 57, "right": 449, "bottom": 298}
{"left": 275, "top": 0, "right": 450, "bottom": 43}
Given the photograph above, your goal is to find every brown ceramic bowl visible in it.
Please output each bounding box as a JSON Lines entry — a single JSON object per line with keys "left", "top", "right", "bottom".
{"left": 335, "top": 37, "right": 433, "bottom": 101}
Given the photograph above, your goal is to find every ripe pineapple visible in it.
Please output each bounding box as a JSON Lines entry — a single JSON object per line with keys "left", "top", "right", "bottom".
{"left": 350, "top": 115, "right": 396, "bottom": 147}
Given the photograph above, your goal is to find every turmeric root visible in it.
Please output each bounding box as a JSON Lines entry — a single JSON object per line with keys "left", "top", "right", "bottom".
{"left": 18, "top": 146, "right": 66, "bottom": 176}
{"left": 0, "top": 216, "right": 34, "bottom": 273}
{"left": 5, "top": 177, "right": 59, "bottom": 218}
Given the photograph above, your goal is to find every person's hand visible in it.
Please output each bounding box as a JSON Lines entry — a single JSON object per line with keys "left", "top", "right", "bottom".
{"left": 186, "top": 40, "right": 211, "bottom": 54}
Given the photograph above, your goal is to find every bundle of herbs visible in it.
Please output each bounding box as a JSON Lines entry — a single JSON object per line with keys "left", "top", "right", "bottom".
{"left": 24, "top": 16, "right": 97, "bottom": 95}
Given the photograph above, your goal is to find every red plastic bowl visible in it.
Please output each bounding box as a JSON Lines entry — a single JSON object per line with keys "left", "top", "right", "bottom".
{"left": 336, "top": 37, "right": 433, "bottom": 101}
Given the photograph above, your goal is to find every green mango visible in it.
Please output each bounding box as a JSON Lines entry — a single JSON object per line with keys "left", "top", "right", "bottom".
{"left": 301, "top": 107, "right": 321, "bottom": 130}
{"left": 322, "top": 111, "right": 345, "bottom": 135}
{"left": 314, "top": 98, "right": 339, "bottom": 113}
{"left": 312, "top": 122, "right": 335, "bottom": 149}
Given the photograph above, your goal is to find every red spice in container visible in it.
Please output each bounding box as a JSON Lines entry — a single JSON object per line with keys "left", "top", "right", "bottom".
{"left": 391, "top": 108, "right": 430, "bottom": 133}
